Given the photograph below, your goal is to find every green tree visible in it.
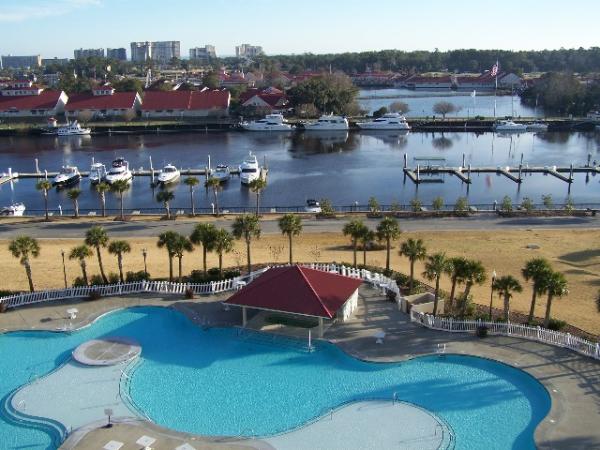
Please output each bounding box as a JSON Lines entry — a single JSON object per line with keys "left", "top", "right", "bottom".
{"left": 203, "top": 71, "right": 219, "bottom": 89}
{"left": 457, "top": 260, "right": 487, "bottom": 316}
{"left": 108, "top": 240, "right": 131, "bottom": 283}
{"left": 343, "top": 219, "right": 368, "bottom": 268}
{"left": 423, "top": 253, "right": 451, "bottom": 316}
{"left": 400, "top": 238, "right": 427, "bottom": 293}
{"left": 445, "top": 256, "right": 468, "bottom": 313}
{"left": 111, "top": 179, "right": 130, "bottom": 220}
{"left": 9, "top": 236, "right": 40, "bottom": 292}
{"left": 493, "top": 275, "right": 523, "bottom": 321}
{"left": 432, "top": 196, "right": 444, "bottom": 211}
{"left": 96, "top": 182, "right": 110, "bottom": 217}
{"left": 376, "top": 217, "right": 401, "bottom": 271}
{"left": 67, "top": 188, "right": 81, "bottom": 218}
{"left": 359, "top": 228, "right": 375, "bottom": 266}
{"left": 454, "top": 196, "right": 469, "bottom": 213}
{"left": 111, "top": 78, "right": 144, "bottom": 94}
{"left": 213, "top": 229, "right": 234, "bottom": 276}
{"left": 373, "top": 106, "right": 388, "bottom": 118}
{"left": 156, "top": 190, "right": 175, "bottom": 219}
{"left": 157, "top": 231, "right": 178, "bottom": 282}
{"left": 69, "top": 245, "right": 92, "bottom": 285}
{"left": 36, "top": 179, "right": 52, "bottom": 221}
{"left": 206, "top": 177, "right": 221, "bottom": 216}
{"left": 542, "top": 194, "right": 554, "bottom": 209}
{"left": 183, "top": 177, "right": 199, "bottom": 216}
{"left": 249, "top": 178, "right": 267, "bottom": 216}
{"left": 500, "top": 195, "right": 513, "bottom": 213}
{"left": 522, "top": 258, "right": 552, "bottom": 323}
{"left": 85, "top": 225, "right": 109, "bottom": 284}
{"left": 232, "top": 215, "right": 261, "bottom": 274}
{"left": 190, "top": 223, "right": 218, "bottom": 274}
{"left": 410, "top": 198, "right": 423, "bottom": 213}
{"left": 278, "top": 214, "right": 303, "bottom": 264}
{"left": 368, "top": 196, "right": 380, "bottom": 215}
{"left": 170, "top": 234, "right": 193, "bottom": 282}
{"left": 288, "top": 73, "right": 359, "bottom": 115}
{"left": 433, "top": 101, "right": 456, "bottom": 119}
{"left": 541, "top": 271, "right": 569, "bottom": 328}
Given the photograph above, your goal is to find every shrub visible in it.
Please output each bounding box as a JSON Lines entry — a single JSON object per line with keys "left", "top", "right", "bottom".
{"left": 394, "top": 273, "right": 410, "bottom": 287}
{"left": 72, "top": 277, "right": 88, "bottom": 287}
{"left": 368, "top": 196, "right": 381, "bottom": 215}
{"left": 547, "top": 318, "right": 567, "bottom": 331}
{"left": 432, "top": 196, "right": 444, "bottom": 211}
{"left": 409, "top": 198, "right": 422, "bottom": 212}
{"left": 520, "top": 197, "right": 535, "bottom": 212}
{"left": 108, "top": 273, "right": 120, "bottom": 284}
{"left": 316, "top": 198, "right": 335, "bottom": 218}
{"left": 0, "top": 302, "right": 7, "bottom": 313}
{"left": 564, "top": 196, "right": 575, "bottom": 213}
{"left": 187, "top": 268, "right": 241, "bottom": 284}
{"left": 126, "top": 271, "right": 151, "bottom": 282}
{"left": 500, "top": 195, "right": 513, "bottom": 213}
{"left": 90, "top": 274, "right": 105, "bottom": 286}
{"left": 184, "top": 288, "right": 195, "bottom": 299}
{"left": 390, "top": 201, "right": 401, "bottom": 213}
{"left": 476, "top": 325, "right": 488, "bottom": 338}
{"left": 542, "top": 194, "right": 554, "bottom": 209}
{"left": 87, "top": 290, "right": 101, "bottom": 301}
{"left": 372, "top": 106, "right": 388, "bottom": 119}
{"left": 454, "top": 197, "right": 469, "bottom": 213}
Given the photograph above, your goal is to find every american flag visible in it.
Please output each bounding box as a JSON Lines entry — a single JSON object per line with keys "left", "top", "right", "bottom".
{"left": 490, "top": 61, "right": 499, "bottom": 77}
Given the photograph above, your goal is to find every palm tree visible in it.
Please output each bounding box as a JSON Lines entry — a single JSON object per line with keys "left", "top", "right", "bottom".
{"left": 35, "top": 179, "right": 52, "bottom": 221}
{"left": 522, "top": 258, "right": 552, "bottom": 323}
{"left": 232, "top": 214, "right": 261, "bottom": 274}
{"left": 400, "top": 238, "right": 427, "bottom": 293}
{"left": 249, "top": 178, "right": 267, "bottom": 216}
{"left": 108, "top": 240, "right": 131, "bottom": 283}
{"left": 342, "top": 219, "right": 368, "bottom": 268}
{"left": 111, "top": 179, "right": 130, "bottom": 220}
{"left": 69, "top": 245, "right": 92, "bottom": 285}
{"left": 422, "top": 253, "right": 450, "bottom": 316}
{"left": 156, "top": 190, "right": 175, "bottom": 219}
{"left": 542, "top": 271, "right": 569, "bottom": 328}
{"left": 278, "top": 214, "right": 302, "bottom": 264}
{"left": 206, "top": 177, "right": 221, "bottom": 215}
{"left": 493, "top": 275, "right": 523, "bottom": 321}
{"left": 183, "top": 176, "right": 199, "bottom": 216}
{"left": 359, "top": 228, "right": 375, "bottom": 266}
{"left": 96, "top": 182, "right": 110, "bottom": 217}
{"left": 85, "top": 225, "right": 109, "bottom": 284}
{"left": 67, "top": 188, "right": 81, "bottom": 218}
{"left": 170, "top": 234, "right": 193, "bottom": 282}
{"left": 157, "top": 231, "right": 178, "bottom": 282}
{"left": 190, "top": 223, "right": 218, "bottom": 274}
{"left": 213, "top": 229, "right": 234, "bottom": 276}
{"left": 457, "top": 259, "right": 487, "bottom": 316}
{"left": 376, "top": 217, "right": 402, "bottom": 271}
{"left": 8, "top": 236, "right": 40, "bottom": 292}
{"left": 445, "top": 256, "right": 468, "bottom": 313}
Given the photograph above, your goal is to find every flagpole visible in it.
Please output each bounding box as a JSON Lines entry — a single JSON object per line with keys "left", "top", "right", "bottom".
{"left": 493, "top": 59, "right": 498, "bottom": 119}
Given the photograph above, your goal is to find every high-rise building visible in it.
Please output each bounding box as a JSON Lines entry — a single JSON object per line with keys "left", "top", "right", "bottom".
{"left": 130, "top": 41, "right": 180, "bottom": 64}
{"left": 235, "top": 44, "right": 264, "bottom": 59}
{"left": 74, "top": 48, "right": 105, "bottom": 59}
{"left": 42, "top": 57, "right": 70, "bottom": 66}
{"left": 189, "top": 45, "right": 216, "bottom": 64}
{"left": 107, "top": 48, "right": 127, "bottom": 61}
{"left": 0, "top": 55, "right": 42, "bottom": 69}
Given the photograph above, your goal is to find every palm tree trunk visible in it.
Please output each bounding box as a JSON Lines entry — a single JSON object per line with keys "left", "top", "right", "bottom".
{"left": 461, "top": 282, "right": 473, "bottom": 316}
{"left": 202, "top": 246, "right": 207, "bottom": 274}
{"left": 24, "top": 259, "right": 34, "bottom": 292}
{"left": 81, "top": 261, "right": 88, "bottom": 285}
{"left": 288, "top": 233, "right": 293, "bottom": 264}
{"left": 218, "top": 252, "right": 223, "bottom": 276}
{"left": 504, "top": 293, "right": 510, "bottom": 321}
{"left": 73, "top": 199, "right": 79, "bottom": 218}
{"left": 118, "top": 253, "right": 124, "bottom": 283}
{"left": 256, "top": 192, "right": 260, "bottom": 216}
{"left": 165, "top": 202, "right": 170, "bottom": 219}
{"left": 213, "top": 189, "right": 219, "bottom": 215}
{"left": 120, "top": 193, "right": 124, "bottom": 220}
{"left": 190, "top": 187, "right": 195, "bottom": 216}
{"left": 409, "top": 260, "right": 415, "bottom": 293}
{"left": 178, "top": 256, "right": 183, "bottom": 282}
{"left": 96, "top": 247, "right": 108, "bottom": 283}
{"left": 352, "top": 240, "right": 357, "bottom": 268}
{"left": 168, "top": 254, "right": 173, "bottom": 282}
{"left": 544, "top": 294, "right": 553, "bottom": 328}
{"left": 363, "top": 243, "right": 367, "bottom": 266}
{"left": 101, "top": 192, "right": 106, "bottom": 217}
{"left": 433, "top": 275, "right": 440, "bottom": 316}
{"left": 527, "top": 291, "right": 537, "bottom": 323}
{"left": 44, "top": 191, "right": 49, "bottom": 221}
{"left": 246, "top": 238, "right": 252, "bottom": 274}
{"left": 385, "top": 238, "right": 391, "bottom": 271}
{"left": 448, "top": 277, "right": 458, "bottom": 313}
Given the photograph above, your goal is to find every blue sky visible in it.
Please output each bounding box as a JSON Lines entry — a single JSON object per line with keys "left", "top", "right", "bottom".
{"left": 1, "top": 0, "right": 598, "bottom": 58}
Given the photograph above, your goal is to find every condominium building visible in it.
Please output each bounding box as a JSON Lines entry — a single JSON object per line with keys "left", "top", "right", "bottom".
{"left": 189, "top": 45, "right": 216, "bottom": 64}
{"left": 74, "top": 48, "right": 105, "bottom": 59}
{"left": 130, "top": 42, "right": 152, "bottom": 63}
{"left": 1, "top": 55, "right": 42, "bottom": 69}
{"left": 235, "top": 44, "right": 263, "bottom": 59}
{"left": 42, "top": 58, "right": 70, "bottom": 66}
{"left": 107, "top": 48, "right": 127, "bottom": 61}
{"left": 130, "top": 41, "right": 180, "bottom": 64}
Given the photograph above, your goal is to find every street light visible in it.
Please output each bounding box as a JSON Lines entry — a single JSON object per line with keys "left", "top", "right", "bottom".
{"left": 142, "top": 248, "right": 148, "bottom": 276}
{"left": 488, "top": 269, "right": 497, "bottom": 320}
{"left": 61, "top": 249, "right": 67, "bottom": 289}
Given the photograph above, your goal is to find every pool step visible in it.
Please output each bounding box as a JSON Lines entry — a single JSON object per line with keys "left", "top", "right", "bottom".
{"left": 236, "top": 328, "right": 314, "bottom": 353}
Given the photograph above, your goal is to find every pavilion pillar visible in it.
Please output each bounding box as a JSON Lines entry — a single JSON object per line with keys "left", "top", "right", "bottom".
{"left": 242, "top": 307, "right": 247, "bottom": 327}
{"left": 318, "top": 317, "right": 324, "bottom": 338}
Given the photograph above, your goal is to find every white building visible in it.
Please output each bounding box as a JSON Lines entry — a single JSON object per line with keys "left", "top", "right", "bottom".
{"left": 189, "top": 45, "right": 216, "bottom": 64}
{"left": 130, "top": 41, "right": 180, "bottom": 64}
{"left": 235, "top": 44, "right": 263, "bottom": 59}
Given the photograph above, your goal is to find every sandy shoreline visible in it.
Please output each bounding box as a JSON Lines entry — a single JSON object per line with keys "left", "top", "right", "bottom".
{"left": 1, "top": 228, "right": 599, "bottom": 335}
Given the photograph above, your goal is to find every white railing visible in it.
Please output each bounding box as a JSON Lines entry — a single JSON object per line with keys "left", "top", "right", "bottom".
{"left": 410, "top": 310, "right": 600, "bottom": 361}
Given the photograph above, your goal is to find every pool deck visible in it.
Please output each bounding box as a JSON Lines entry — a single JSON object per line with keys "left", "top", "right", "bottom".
{"left": 1, "top": 287, "right": 599, "bottom": 450}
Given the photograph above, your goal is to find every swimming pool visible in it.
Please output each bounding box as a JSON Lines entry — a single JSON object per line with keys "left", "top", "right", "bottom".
{"left": 0, "top": 307, "right": 551, "bottom": 450}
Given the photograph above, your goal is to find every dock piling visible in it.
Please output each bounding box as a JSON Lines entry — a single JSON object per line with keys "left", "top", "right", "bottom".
{"left": 35, "top": 158, "right": 40, "bottom": 174}
{"left": 403, "top": 153, "right": 408, "bottom": 169}
{"left": 416, "top": 164, "right": 420, "bottom": 182}
{"left": 462, "top": 153, "right": 465, "bottom": 168}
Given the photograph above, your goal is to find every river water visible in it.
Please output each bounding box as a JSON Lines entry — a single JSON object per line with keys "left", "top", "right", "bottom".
{"left": 0, "top": 130, "right": 599, "bottom": 215}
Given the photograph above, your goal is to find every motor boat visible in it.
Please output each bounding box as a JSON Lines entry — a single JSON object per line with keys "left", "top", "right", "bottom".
{"left": 105, "top": 157, "right": 133, "bottom": 184}
{"left": 239, "top": 153, "right": 260, "bottom": 185}
{"left": 52, "top": 165, "right": 81, "bottom": 187}
{"left": 241, "top": 114, "right": 293, "bottom": 131}
{"left": 304, "top": 199, "right": 322, "bottom": 213}
{"left": 1, "top": 202, "right": 26, "bottom": 216}
{"left": 303, "top": 114, "right": 349, "bottom": 131}
{"left": 526, "top": 122, "right": 548, "bottom": 132}
{"left": 57, "top": 120, "right": 91, "bottom": 136}
{"left": 493, "top": 120, "right": 527, "bottom": 133}
{"left": 357, "top": 113, "right": 411, "bottom": 130}
{"left": 89, "top": 162, "right": 107, "bottom": 184}
{"left": 157, "top": 164, "right": 180, "bottom": 185}
{"left": 212, "top": 164, "right": 231, "bottom": 183}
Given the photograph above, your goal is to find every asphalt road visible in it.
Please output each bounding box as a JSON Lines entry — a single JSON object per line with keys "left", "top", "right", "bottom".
{"left": 0, "top": 215, "right": 597, "bottom": 239}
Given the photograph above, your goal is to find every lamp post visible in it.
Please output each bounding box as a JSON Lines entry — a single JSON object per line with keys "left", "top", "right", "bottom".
{"left": 61, "top": 249, "right": 67, "bottom": 289}
{"left": 488, "top": 269, "right": 497, "bottom": 320}
{"left": 142, "top": 248, "right": 148, "bottom": 276}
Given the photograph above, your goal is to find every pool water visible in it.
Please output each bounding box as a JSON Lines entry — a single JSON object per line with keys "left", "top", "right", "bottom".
{"left": 0, "top": 307, "right": 551, "bottom": 450}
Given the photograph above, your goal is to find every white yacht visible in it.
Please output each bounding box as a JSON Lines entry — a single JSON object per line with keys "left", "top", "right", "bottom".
{"left": 1, "top": 202, "right": 26, "bottom": 216}
{"left": 526, "top": 122, "right": 548, "bottom": 132}
{"left": 212, "top": 164, "right": 231, "bottom": 183}
{"left": 52, "top": 165, "right": 81, "bottom": 187}
{"left": 57, "top": 120, "right": 91, "bottom": 136}
{"left": 241, "top": 114, "right": 293, "bottom": 131}
{"left": 357, "top": 113, "right": 411, "bottom": 130}
{"left": 493, "top": 120, "right": 527, "bottom": 133}
{"left": 239, "top": 153, "right": 260, "bottom": 185}
{"left": 157, "top": 164, "right": 180, "bottom": 185}
{"left": 105, "top": 157, "right": 133, "bottom": 184}
{"left": 304, "top": 199, "right": 322, "bottom": 214}
{"left": 303, "top": 114, "right": 349, "bottom": 131}
{"left": 89, "top": 162, "right": 107, "bottom": 184}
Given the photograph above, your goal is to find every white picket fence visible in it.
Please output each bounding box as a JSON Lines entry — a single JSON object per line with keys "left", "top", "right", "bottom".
{"left": 411, "top": 309, "right": 600, "bottom": 361}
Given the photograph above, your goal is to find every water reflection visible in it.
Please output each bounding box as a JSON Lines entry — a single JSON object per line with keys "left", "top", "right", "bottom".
{"left": 289, "top": 131, "right": 354, "bottom": 154}
{"left": 360, "top": 130, "right": 409, "bottom": 148}
{"left": 432, "top": 135, "right": 453, "bottom": 150}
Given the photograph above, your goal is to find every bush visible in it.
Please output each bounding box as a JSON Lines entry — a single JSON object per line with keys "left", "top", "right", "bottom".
{"left": 126, "top": 271, "right": 151, "bottom": 282}
{"left": 520, "top": 197, "right": 535, "bottom": 212}
{"left": 184, "top": 288, "right": 195, "bottom": 299}
{"left": 108, "top": 273, "right": 120, "bottom": 284}
{"left": 90, "top": 274, "right": 105, "bottom": 286}
{"left": 500, "top": 195, "right": 513, "bottom": 213}
{"left": 547, "top": 318, "right": 567, "bottom": 331}
{"left": 187, "top": 268, "right": 241, "bottom": 284}
{"left": 432, "top": 196, "right": 444, "bottom": 211}
{"left": 87, "top": 290, "right": 101, "bottom": 301}
{"left": 72, "top": 277, "right": 88, "bottom": 287}
{"left": 476, "top": 325, "right": 488, "bottom": 338}
{"left": 368, "top": 196, "right": 381, "bottom": 215}
{"left": 394, "top": 273, "right": 410, "bottom": 287}
{"left": 410, "top": 198, "right": 423, "bottom": 212}
{"left": 454, "top": 197, "right": 469, "bottom": 213}
{"left": 372, "top": 106, "right": 388, "bottom": 119}
{"left": 316, "top": 198, "right": 335, "bottom": 218}
{"left": 0, "top": 302, "right": 7, "bottom": 313}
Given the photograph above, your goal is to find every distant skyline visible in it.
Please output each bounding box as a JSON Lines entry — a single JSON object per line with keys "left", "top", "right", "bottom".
{"left": 1, "top": 0, "right": 599, "bottom": 58}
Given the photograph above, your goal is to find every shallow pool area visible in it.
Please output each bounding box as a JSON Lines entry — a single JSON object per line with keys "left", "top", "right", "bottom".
{"left": 0, "top": 307, "right": 551, "bottom": 450}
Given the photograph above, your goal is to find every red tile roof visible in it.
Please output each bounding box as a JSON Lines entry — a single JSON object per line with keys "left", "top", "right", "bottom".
{"left": 65, "top": 91, "right": 138, "bottom": 111}
{"left": 141, "top": 90, "right": 191, "bottom": 110}
{"left": 224, "top": 265, "right": 362, "bottom": 319}
{"left": 0, "top": 90, "right": 64, "bottom": 111}
{"left": 189, "top": 89, "right": 230, "bottom": 110}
